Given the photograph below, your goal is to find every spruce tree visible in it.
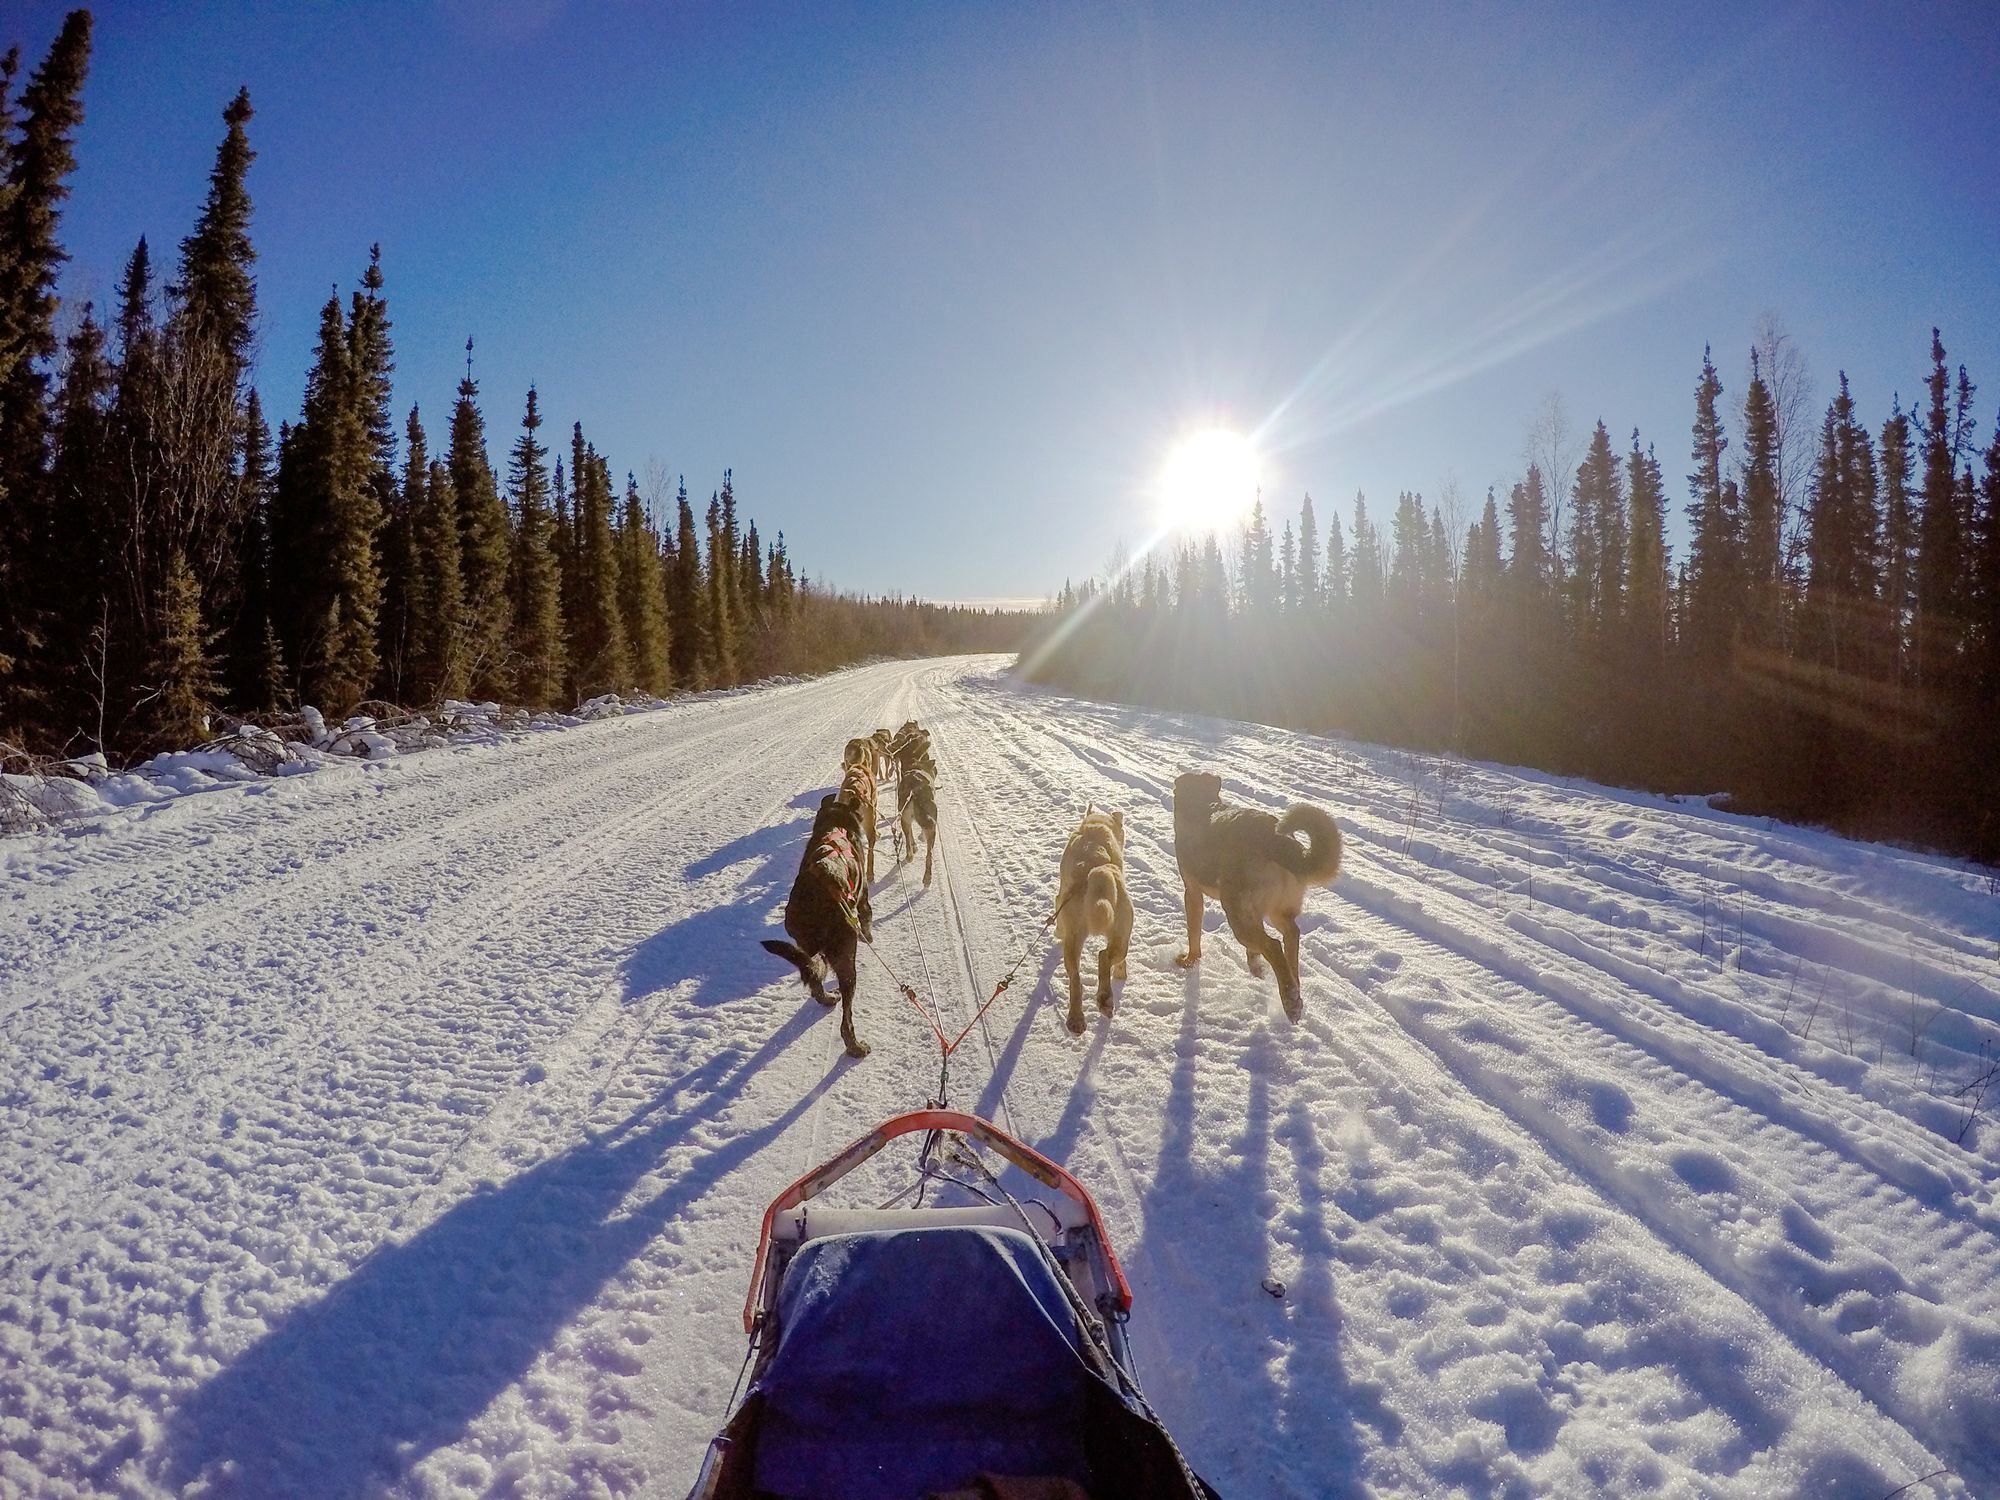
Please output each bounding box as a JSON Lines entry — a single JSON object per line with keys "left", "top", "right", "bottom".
{"left": 448, "top": 347, "right": 513, "bottom": 699}
{"left": 1803, "top": 374, "right": 1880, "bottom": 671}
{"left": 719, "top": 469, "right": 744, "bottom": 644}
{"left": 704, "top": 490, "right": 737, "bottom": 684}
{"left": 150, "top": 549, "right": 218, "bottom": 748}
{"left": 229, "top": 390, "right": 284, "bottom": 710}
{"left": 618, "top": 473, "right": 672, "bottom": 694}
{"left": 419, "top": 458, "right": 467, "bottom": 703}
{"left": 292, "top": 293, "right": 380, "bottom": 709}
{"left": 565, "top": 441, "right": 627, "bottom": 699}
{"left": 506, "top": 388, "right": 566, "bottom": 705}
{"left": 668, "top": 481, "right": 707, "bottom": 686}
{"left": 1880, "top": 402, "right": 1917, "bottom": 682}
{"left": 1349, "top": 494, "right": 1384, "bottom": 608}
{"left": 1389, "top": 491, "right": 1427, "bottom": 611}
{"left": 1323, "top": 507, "right": 1348, "bottom": 606}
{"left": 1915, "top": 330, "right": 1969, "bottom": 682}
{"left": 1625, "top": 432, "right": 1668, "bottom": 667}
{"left": 389, "top": 405, "right": 431, "bottom": 700}
{"left": 0, "top": 14, "right": 90, "bottom": 730}
{"left": 1740, "top": 351, "right": 1783, "bottom": 647}
{"left": 1682, "top": 346, "right": 1740, "bottom": 664}
{"left": 39, "top": 304, "right": 113, "bottom": 735}
{"left": 1296, "top": 494, "right": 1320, "bottom": 608}
{"left": 170, "top": 87, "right": 257, "bottom": 382}
{"left": 346, "top": 248, "right": 397, "bottom": 694}
{"left": 0, "top": 9, "right": 90, "bottom": 517}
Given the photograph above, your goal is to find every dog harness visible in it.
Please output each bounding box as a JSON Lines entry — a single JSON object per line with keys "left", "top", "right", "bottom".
{"left": 814, "top": 825, "right": 864, "bottom": 932}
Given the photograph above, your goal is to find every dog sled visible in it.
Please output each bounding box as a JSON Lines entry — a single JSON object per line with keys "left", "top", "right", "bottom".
{"left": 685, "top": 1109, "right": 1219, "bottom": 1500}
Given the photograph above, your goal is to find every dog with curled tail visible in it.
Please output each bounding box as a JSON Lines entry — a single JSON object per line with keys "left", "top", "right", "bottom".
{"left": 1171, "top": 770, "right": 1342, "bottom": 1023}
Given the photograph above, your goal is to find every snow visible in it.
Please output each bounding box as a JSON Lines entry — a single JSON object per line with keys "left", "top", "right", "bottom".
{"left": 3, "top": 656, "right": 1997, "bottom": 1498}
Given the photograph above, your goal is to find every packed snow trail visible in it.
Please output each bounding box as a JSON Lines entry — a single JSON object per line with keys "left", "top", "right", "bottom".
{"left": 3, "top": 657, "right": 1997, "bottom": 1498}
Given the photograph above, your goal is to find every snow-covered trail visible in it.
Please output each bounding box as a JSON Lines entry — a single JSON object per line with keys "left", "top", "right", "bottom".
{"left": 4, "top": 657, "right": 1997, "bottom": 1498}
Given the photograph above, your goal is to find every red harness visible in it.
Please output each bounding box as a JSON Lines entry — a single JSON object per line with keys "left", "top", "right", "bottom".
{"left": 814, "top": 825, "right": 863, "bottom": 930}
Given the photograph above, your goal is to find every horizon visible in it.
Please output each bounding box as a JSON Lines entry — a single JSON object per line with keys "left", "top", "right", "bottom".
{"left": 17, "top": 0, "right": 2000, "bottom": 602}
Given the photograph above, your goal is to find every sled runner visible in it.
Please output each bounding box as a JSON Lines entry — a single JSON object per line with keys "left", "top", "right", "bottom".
{"left": 685, "top": 1110, "right": 1219, "bottom": 1500}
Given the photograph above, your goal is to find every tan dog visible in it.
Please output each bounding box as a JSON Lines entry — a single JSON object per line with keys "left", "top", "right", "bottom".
{"left": 1172, "top": 771, "right": 1341, "bottom": 1023}
{"left": 870, "top": 727, "right": 896, "bottom": 785}
{"left": 1054, "top": 809, "right": 1133, "bottom": 1036}
{"left": 837, "top": 758, "right": 878, "bottom": 883}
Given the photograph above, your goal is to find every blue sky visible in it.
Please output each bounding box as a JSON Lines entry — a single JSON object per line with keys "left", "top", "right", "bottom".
{"left": 19, "top": 0, "right": 2000, "bottom": 605}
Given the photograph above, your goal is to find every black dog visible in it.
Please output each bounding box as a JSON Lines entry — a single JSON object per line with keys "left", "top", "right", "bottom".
{"left": 763, "top": 793, "right": 875, "bottom": 1057}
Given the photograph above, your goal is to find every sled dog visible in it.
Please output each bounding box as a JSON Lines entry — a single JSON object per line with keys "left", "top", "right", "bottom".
{"left": 1054, "top": 808, "right": 1134, "bottom": 1036}
{"left": 869, "top": 727, "right": 896, "bottom": 784}
{"left": 889, "top": 721, "right": 935, "bottom": 781}
{"left": 838, "top": 758, "right": 879, "bottom": 883}
{"left": 1171, "top": 770, "right": 1341, "bottom": 1023}
{"left": 897, "top": 765, "right": 939, "bottom": 888}
{"left": 763, "top": 793, "right": 875, "bottom": 1057}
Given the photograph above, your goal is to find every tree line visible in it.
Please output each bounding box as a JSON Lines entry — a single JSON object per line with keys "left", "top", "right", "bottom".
{"left": 0, "top": 13, "right": 1020, "bottom": 763}
{"left": 1024, "top": 332, "right": 2000, "bottom": 862}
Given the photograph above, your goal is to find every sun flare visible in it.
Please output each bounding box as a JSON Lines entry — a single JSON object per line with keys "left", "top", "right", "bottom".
{"left": 1157, "top": 428, "right": 1260, "bottom": 534}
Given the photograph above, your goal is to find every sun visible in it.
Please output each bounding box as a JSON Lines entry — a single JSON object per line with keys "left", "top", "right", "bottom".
{"left": 1157, "top": 428, "right": 1260, "bottom": 534}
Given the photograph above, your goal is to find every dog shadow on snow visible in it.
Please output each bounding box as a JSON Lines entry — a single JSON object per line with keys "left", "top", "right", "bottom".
{"left": 1105, "top": 967, "right": 1378, "bottom": 1497}
{"left": 622, "top": 808, "right": 816, "bottom": 1009}
{"left": 158, "top": 997, "right": 840, "bottom": 1499}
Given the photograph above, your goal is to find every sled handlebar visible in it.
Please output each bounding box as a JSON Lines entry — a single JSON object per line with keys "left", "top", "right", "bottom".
{"left": 743, "top": 1108, "right": 1134, "bottom": 1334}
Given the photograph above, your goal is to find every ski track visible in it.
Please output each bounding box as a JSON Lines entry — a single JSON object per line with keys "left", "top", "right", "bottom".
{"left": 2, "top": 657, "right": 1997, "bottom": 1499}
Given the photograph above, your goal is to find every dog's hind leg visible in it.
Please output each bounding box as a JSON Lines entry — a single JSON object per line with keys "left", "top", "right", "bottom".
{"left": 1062, "top": 930, "right": 1087, "bottom": 1036}
{"left": 1222, "top": 895, "right": 1291, "bottom": 1019}
{"left": 1096, "top": 923, "right": 1128, "bottom": 1019}
{"left": 1279, "top": 913, "right": 1302, "bottom": 1017}
{"left": 921, "top": 822, "right": 934, "bottom": 888}
{"left": 1173, "top": 883, "right": 1204, "bottom": 967}
{"left": 832, "top": 943, "right": 869, "bottom": 1058}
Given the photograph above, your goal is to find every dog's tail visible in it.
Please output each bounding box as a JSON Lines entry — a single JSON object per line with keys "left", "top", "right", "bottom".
{"left": 762, "top": 938, "right": 826, "bottom": 985}
{"left": 1277, "top": 803, "right": 1343, "bottom": 886}
{"left": 1084, "top": 865, "right": 1121, "bottom": 936}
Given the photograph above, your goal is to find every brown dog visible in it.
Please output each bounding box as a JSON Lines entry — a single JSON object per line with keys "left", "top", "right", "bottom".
{"left": 837, "top": 758, "right": 878, "bottom": 883}
{"left": 1054, "top": 809, "right": 1133, "bottom": 1035}
{"left": 1172, "top": 771, "right": 1341, "bottom": 1022}
{"left": 763, "top": 793, "right": 875, "bottom": 1057}
{"left": 897, "top": 765, "right": 938, "bottom": 888}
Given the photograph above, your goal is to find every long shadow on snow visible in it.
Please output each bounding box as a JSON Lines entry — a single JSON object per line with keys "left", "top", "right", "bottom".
{"left": 1130, "top": 969, "right": 1368, "bottom": 1495}
{"left": 625, "top": 812, "right": 810, "bottom": 1008}
{"left": 160, "top": 998, "right": 837, "bottom": 1500}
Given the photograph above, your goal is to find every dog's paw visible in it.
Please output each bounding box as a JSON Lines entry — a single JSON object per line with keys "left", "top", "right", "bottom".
{"left": 1065, "top": 1007, "right": 1087, "bottom": 1037}
{"left": 1281, "top": 988, "right": 1304, "bottom": 1025}
{"left": 1096, "top": 990, "right": 1115, "bottom": 1016}
{"left": 813, "top": 990, "right": 838, "bottom": 1007}
{"left": 1172, "top": 951, "right": 1199, "bottom": 969}
{"left": 844, "top": 1036, "right": 872, "bottom": 1058}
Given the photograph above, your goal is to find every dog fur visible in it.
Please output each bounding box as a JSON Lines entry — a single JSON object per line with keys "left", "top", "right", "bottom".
{"left": 838, "top": 759, "right": 879, "bottom": 883}
{"left": 1171, "top": 770, "right": 1342, "bottom": 1023}
{"left": 763, "top": 793, "right": 875, "bottom": 1057}
{"left": 1054, "top": 808, "right": 1133, "bottom": 1036}
{"left": 889, "top": 721, "right": 935, "bottom": 781}
{"left": 869, "top": 727, "right": 896, "bottom": 785}
{"left": 897, "top": 765, "right": 938, "bottom": 888}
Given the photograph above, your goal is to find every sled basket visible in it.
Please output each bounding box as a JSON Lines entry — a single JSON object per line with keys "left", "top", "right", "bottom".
{"left": 686, "top": 1109, "right": 1218, "bottom": 1500}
